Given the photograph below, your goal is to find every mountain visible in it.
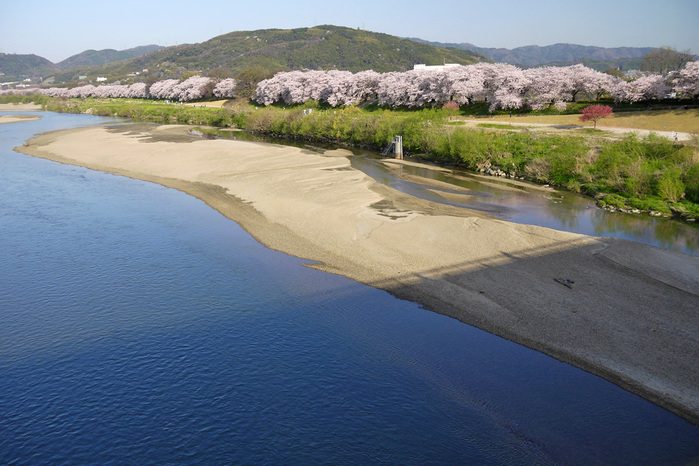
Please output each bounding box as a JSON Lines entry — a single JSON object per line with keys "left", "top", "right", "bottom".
{"left": 138, "top": 25, "right": 486, "bottom": 72}
{"left": 57, "top": 45, "right": 163, "bottom": 69}
{"left": 0, "top": 45, "right": 163, "bottom": 83}
{"left": 0, "top": 53, "right": 58, "bottom": 81}
{"left": 407, "top": 38, "right": 653, "bottom": 70}
{"left": 463, "top": 43, "right": 654, "bottom": 69}
{"left": 48, "top": 25, "right": 488, "bottom": 84}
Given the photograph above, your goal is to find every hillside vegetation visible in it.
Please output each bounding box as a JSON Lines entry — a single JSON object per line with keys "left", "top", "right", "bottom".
{"left": 0, "top": 47, "right": 161, "bottom": 83}
{"left": 4, "top": 25, "right": 680, "bottom": 85}
{"left": 57, "top": 45, "right": 163, "bottom": 70}
{"left": 0, "top": 53, "right": 58, "bottom": 82}
{"left": 48, "top": 26, "right": 486, "bottom": 84}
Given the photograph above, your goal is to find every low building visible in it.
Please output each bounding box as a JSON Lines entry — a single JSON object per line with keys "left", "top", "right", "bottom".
{"left": 413, "top": 64, "right": 461, "bottom": 71}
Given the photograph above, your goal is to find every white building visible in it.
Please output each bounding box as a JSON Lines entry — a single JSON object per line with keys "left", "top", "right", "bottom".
{"left": 413, "top": 64, "right": 461, "bottom": 71}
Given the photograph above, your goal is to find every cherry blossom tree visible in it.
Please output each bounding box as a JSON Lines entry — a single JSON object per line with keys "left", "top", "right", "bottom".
{"left": 484, "top": 63, "right": 530, "bottom": 111}
{"left": 376, "top": 72, "right": 407, "bottom": 107}
{"left": 524, "top": 66, "right": 567, "bottom": 110}
{"left": 580, "top": 67, "right": 617, "bottom": 101}
{"left": 611, "top": 73, "right": 669, "bottom": 102}
{"left": 349, "top": 70, "right": 381, "bottom": 104}
{"left": 148, "top": 79, "right": 179, "bottom": 100}
{"left": 446, "top": 64, "right": 487, "bottom": 105}
{"left": 169, "top": 76, "right": 214, "bottom": 101}
{"left": 126, "top": 83, "right": 148, "bottom": 99}
{"left": 213, "top": 78, "right": 236, "bottom": 98}
{"left": 253, "top": 73, "right": 287, "bottom": 105}
{"left": 672, "top": 61, "right": 699, "bottom": 99}
{"left": 579, "top": 104, "right": 613, "bottom": 128}
{"left": 67, "top": 85, "right": 96, "bottom": 98}
{"left": 255, "top": 70, "right": 308, "bottom": 105}
{"left": 323, "top": 70, "right": 358, "bottom": 106}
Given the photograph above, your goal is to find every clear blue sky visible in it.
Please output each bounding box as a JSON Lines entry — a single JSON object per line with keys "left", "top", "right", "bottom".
{"left": 1, "top": 0, "right": 697, "bottom": 63}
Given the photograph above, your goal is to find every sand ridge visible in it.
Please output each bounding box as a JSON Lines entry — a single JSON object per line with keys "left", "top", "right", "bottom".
{"left": 16, "top": 124, "right": 699, "bottom": 425}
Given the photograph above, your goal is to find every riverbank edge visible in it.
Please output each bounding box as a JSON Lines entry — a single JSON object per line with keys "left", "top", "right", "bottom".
{"left": 5, "top": 97, "right": 699, "bottom": 221}
{"left": 15, "top": 124, "right": 699, "bottom": 426}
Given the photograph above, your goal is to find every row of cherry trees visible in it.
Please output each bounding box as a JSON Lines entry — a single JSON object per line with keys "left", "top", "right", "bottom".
{"left": 2, "top": 76, "right": 236, "bottom": 101}
{"left": 2, "top": 62, "right": 697, "bottom": 111}
{"left": 254, "top": 62, "right": 699, "bottom": 111}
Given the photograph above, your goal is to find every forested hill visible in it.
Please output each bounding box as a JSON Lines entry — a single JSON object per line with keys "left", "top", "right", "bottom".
{"left": 142, "top": 25, "right": 486, "bottom": 72}
{"left": 57, "top": 45, "right": 163, "bottom": 70}
{"left": 0, "top": 46, "right": 161, "bottom": 82}
{"left": 49, "top": 26, "right": 487, "bottom": 83}
{"left": 0, "top": 53, "right": 58, "bottom": 81}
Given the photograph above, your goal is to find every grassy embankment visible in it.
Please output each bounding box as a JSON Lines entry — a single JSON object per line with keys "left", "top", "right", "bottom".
{"left": 3, "top": 94, "right": 698, "bottom": 220}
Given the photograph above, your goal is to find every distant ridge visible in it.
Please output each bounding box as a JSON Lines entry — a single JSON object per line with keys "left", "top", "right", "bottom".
{"left": 0, "top": 53, "right": 58, "bottom": 81}
{"left": 2, "top": 26, "right": 665, "bottom": 85}
{"left": 0, "top": 45, "right": 162, "bottom": 82}
{"left": 406, "top": 38, "right": 654, "bottom": 70}
{"left": 57, "top": 45, "right": 163, "bottom": 69}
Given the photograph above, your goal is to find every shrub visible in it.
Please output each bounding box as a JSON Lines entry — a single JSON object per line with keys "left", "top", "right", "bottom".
{"left": 656, "top": 168, "right": 686, "bottom": 202}
{"left": 683, "top": 164, "right": 699, "bottom": 203}
{"left": 525, "top": 158, "right": 551, "bottom": 182}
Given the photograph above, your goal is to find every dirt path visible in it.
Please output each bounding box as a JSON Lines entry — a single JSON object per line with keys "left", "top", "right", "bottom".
{"left": 457, "top": 118, "right": 694, "bottom": 141}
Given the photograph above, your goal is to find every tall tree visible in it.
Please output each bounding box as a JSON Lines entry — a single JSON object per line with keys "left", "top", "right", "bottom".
{"left": 236, "top": 67, "right": 274, "bottom": 100}
{"left": 641, "top": 46, "right": 695, "bottom": 76}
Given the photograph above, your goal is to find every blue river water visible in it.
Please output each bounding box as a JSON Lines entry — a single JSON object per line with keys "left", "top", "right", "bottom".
{"left": 1, "top": 112, "right": 698, "bottom": 464}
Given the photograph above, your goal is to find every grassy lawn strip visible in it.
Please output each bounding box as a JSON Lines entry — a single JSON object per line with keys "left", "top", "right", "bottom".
{"left": 476, "top": 123, "right": 538, "bottom": 130}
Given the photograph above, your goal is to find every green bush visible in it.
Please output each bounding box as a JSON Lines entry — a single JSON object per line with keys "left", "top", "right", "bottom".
{"left": 656, "top": 168, "right": 686, "bottom": 202}
{"left": 627, "top": 196, "right": 672, "bottom": 214}
{"left": 0, "top": 94, "right": 49, "bottom": 106}
{"left": 683, "top": 164, "right": 699, "bottom": 203}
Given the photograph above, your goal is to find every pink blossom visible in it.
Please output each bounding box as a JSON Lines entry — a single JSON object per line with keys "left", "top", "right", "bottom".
{"left": 673, "top": 61, "right": 699, "bottom": 98}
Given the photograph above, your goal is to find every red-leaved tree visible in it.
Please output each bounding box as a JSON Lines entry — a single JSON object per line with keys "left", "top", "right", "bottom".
{"left": 579, "top": 104, "right": 613, "bottom": 128}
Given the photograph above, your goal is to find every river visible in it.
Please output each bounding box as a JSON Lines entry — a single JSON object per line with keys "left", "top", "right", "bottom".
{"left": 1, "top": 111, "right": 698, "bottom": 464}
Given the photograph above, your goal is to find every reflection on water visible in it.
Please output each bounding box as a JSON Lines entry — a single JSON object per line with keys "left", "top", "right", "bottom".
{"left": 350, "top": 155, "right": 699, "bottom": 255}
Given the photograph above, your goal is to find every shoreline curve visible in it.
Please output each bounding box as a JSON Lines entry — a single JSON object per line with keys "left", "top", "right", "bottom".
{"left": 15, "top": 123, "right": 699, "bottom": 425}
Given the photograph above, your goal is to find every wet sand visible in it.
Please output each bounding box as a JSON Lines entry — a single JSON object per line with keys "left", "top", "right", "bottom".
{"left": 16, "top": 123, "right": 699, "bottom": 425}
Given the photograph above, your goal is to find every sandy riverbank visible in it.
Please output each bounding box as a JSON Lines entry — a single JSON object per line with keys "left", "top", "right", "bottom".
{"left": 0, "top": 103, "right": 43, "bottom": 111}
{"left": 16, "top": 123, "right": 699, "bottom": 425}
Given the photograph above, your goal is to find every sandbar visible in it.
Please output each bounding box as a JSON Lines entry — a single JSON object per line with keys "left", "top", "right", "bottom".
{"left": 16, "top": 123, "right": 699, "bottom": 425}
{"left": 0, "top": 114, "right": 41, "bottom": 124}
